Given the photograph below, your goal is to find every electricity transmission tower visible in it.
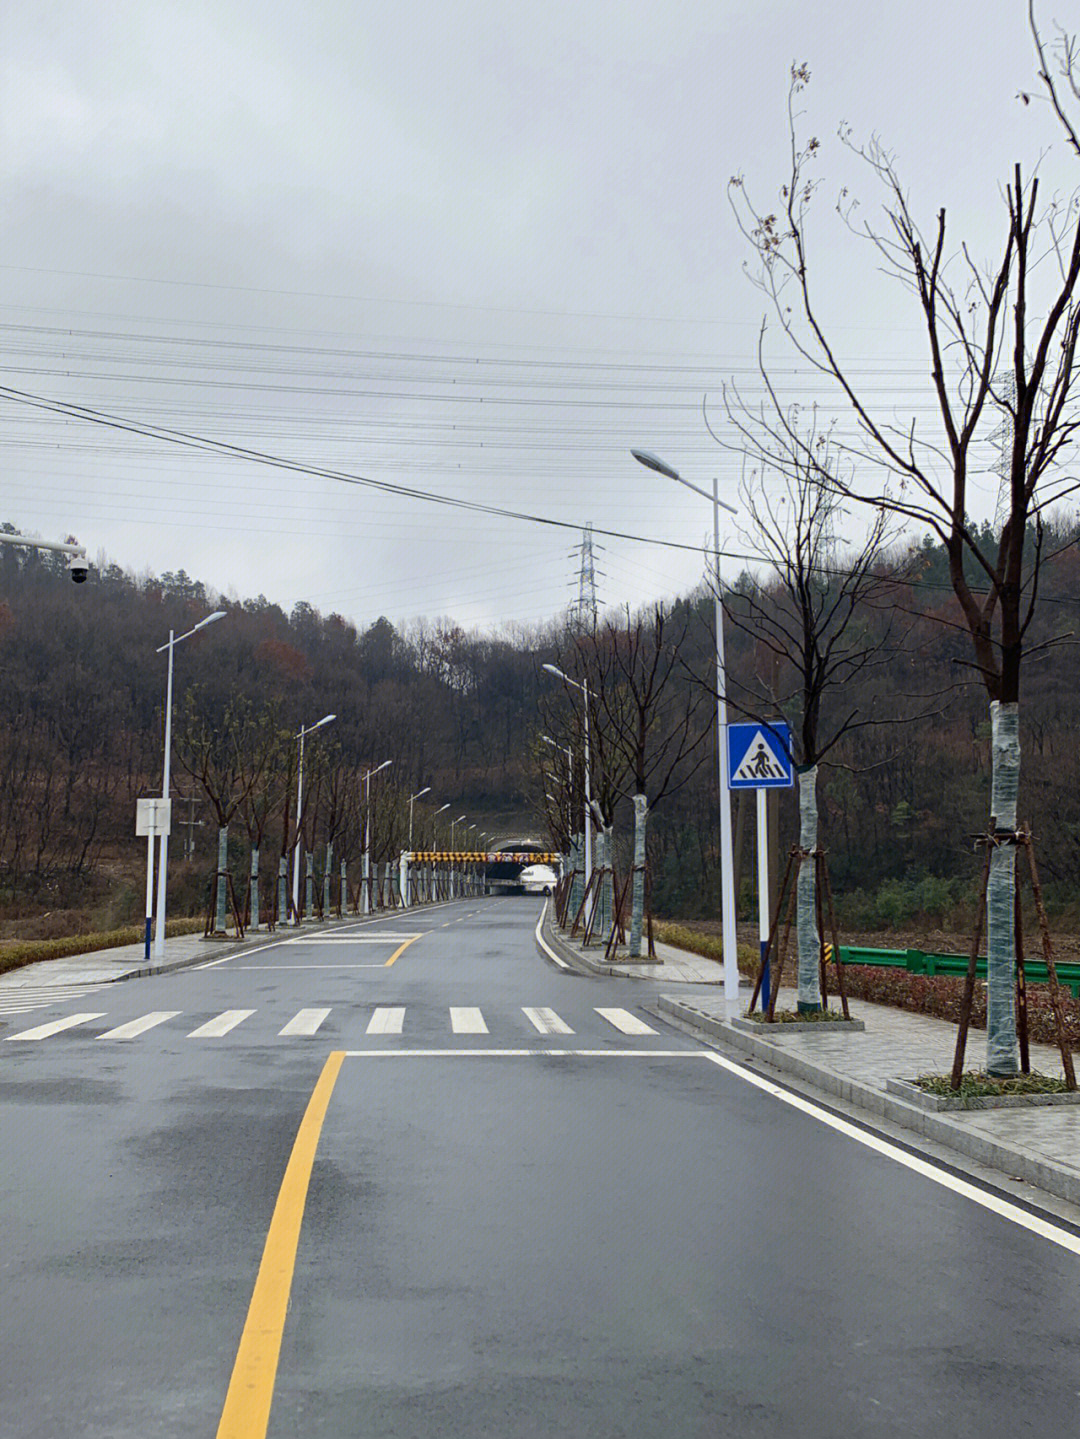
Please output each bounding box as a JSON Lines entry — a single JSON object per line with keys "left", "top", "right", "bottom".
{"left": 568, "top": 524, "right": 603, "bottom": 630}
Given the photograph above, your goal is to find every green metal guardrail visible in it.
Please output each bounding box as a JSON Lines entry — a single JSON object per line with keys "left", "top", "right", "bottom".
{"left": 837, "top": 945, "right": 1080, "bottom": 998}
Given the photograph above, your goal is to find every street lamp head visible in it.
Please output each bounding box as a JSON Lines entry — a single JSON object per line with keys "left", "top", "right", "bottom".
{"left": 631, "top": 448, "right": 681, "bottom": 481}
{"left": 435, "top": 803, "right": 450, "bottom": 815}
{"left": 315, "top": 713, "right": 336, "bottom": 729}
{"left": 456, "top": 814, "right": 467, "bottom": 823}
{"left": 411, "top": 786, "right": 431, "bottom": 801}
{"left": 197, "top": 610, "right": 227, "bottom": 629}
{"left": 542, "top": 663, "right": 567, "bottom": 681}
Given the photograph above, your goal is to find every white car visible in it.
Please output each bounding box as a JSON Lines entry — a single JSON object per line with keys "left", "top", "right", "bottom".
{"left": 518, "top": 863, "right": 559, "bottom": 895}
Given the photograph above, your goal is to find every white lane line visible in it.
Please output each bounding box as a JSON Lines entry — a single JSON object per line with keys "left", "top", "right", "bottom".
{"left": 195, "top": 938, "right": 291, "bottom": 970}
{"left": 523, "top": 1006, "right": 574, "bottom": 1035}
{"left": 342, "top": 1049, "right": 698, "bottom": 1058}
{"left": 596, "top": 1007, "right": 657, "bottom": 1035}
{"left": 98, "top": 1010, "right": 181, "bottom": 1040}
{"left": 450, "top": 1006, "right": 488, "bottom": 1034}
{"left": 236, "top": 964, "right": 389, "bottom": 969}
{"left": 366, "top": 1007, "right": 405, "bottom": 1035}
{"left": 5, "top": 1012, "right": 106, "bottom": 1040}
{"left": 535, "top": 900, "right": 570, "bottom": 969}
{"left": 700, "top": 1051, "right": 1080, "bottom": 1259}
{"left": 283, "top": 934, "right": 420, "bottom": 944}
{"left": 192, "top": 905, "right": 461, "bottom": 968}
{"left": 187, "top": 1009, "right": 255, "bottom": 1038}
{"left": 279, "top": 1008, "right": 332, "bottom": 1037}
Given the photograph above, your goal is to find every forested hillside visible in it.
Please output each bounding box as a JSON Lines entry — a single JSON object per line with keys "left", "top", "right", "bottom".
{"left": 2, "top": 517, "right": 1080, "bottom": 930}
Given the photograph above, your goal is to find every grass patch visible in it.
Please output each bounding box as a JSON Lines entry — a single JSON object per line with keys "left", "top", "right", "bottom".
{"left": 0, "top": 918, "right": 205, "bottom": 976}
{"left": 913, "top": 1070, "right": 1072, "bottom": 1099}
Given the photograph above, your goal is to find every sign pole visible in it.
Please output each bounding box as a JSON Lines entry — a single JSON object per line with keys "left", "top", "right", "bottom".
{"left": 144, "top": 832, "right": 155, "bottom": 961}
{"left": 757, "top": 789, "right": 770, "bottom": 1010}
{"left": 726, "top": 720, "right": 793, "bottom": 1014}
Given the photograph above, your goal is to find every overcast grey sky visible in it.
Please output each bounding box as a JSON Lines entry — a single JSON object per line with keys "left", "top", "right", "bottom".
{"left": 2, "top": 1, "right": 1076, "bottom": 633}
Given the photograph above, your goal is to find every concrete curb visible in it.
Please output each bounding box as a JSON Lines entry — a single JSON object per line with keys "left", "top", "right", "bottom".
{"left": 537, "top": 907, "right": 662, "bottom": 979}
{"left": 731, "top": 1016, "right": 866, "bottom": 1034}
{"left": 656, "top": 994, "right": 1080, "bottom": 1209}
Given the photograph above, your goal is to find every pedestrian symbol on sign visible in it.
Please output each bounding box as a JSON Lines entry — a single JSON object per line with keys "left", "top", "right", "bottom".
{"left": 747, "top": 741, "right": 784, "bottom": 779}
{"left": 727, "top": 722, "right": 794, "bottom": 789}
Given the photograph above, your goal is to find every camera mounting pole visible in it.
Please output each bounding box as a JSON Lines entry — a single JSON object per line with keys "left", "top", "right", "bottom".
{"left": 0, "top": 530, "right": 89, "bottom": 581}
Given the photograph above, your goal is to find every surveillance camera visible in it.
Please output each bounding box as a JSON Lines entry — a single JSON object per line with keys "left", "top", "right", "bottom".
{"left": 67, "top": 554, "right": 88, "bottom": 584}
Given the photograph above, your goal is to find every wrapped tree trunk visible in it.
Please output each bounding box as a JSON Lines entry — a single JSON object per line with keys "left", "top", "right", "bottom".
{"left": 277, "top": 856, "right": 288, "bottom": 925}
{"left": 986, "top": 700, "right": 1020, "bottom": 1075}
{"left": 214, "top": 825, "right": 229, "bottom": 934}
{"left": 567, "top": 835, "right": 584, "bottom": 923}
{"left": 796, "top": 767, "right": 822, "bottom": 1012}
{"left": 629, "top": 795, "right": 647, "bottom": 958}
{"left": 249, "top": 846, "right": 260, "bottom": 932}
{"left": 323, "top": 842, "right": 333, "bottom": 919}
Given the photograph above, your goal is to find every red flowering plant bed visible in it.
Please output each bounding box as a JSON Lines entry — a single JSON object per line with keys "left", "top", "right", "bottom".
{"left": 840, "top": 964, "right": 1080, "bottom": 1052}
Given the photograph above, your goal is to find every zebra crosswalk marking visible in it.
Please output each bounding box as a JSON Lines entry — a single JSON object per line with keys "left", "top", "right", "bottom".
{"left": 1, "top": 1003, "right": 665, "bottom": 1043}
{"left": 5, "top": 1012, "right": 106, "bottom": 1041}
{"left": 279, "top": 1008, "right": 332, "bottom": 1037}
{"left": 187, "top": 1009, "right": 255, "bottom": 1038}
{"left": 450, "top": 1007, "right": 488, "bottom": 1034}
{"left": 595, "top": 1007, "right": 657, "bottom": 1035}
{"left": 98, "top": 1011, "right": 181, "bottom": 1040}
{"left": 365, "top": 1006, "right": 405, "bottom": 1035}
{"left": 522, "top": 1006, "right": 574, "bottom": 1035}
{"left": 0, "top": 985, "right": 96, "bottom": 1016}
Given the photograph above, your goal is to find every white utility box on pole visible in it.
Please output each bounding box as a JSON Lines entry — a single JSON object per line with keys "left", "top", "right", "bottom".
{"left": 136, "top": 798, "right": 172, "bottom": 961}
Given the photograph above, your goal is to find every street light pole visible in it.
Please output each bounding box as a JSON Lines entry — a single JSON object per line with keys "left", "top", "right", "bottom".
{"left": 153, "top": 611, "right": 225, "bottom": 958}
{"left": 408, "top": 787, "right": 431, "bottom": 851}
{"left": 542, "top": 666, "right": 593, "bottom": 897}
{"left": 292, "top": 714, "right": 336, "bottom": 920}
{"left": 450, "top": 814, "right": 466, "bottom": 898}
{"left": 431, "top": 802, "right": 450, "bottom": 901}
{"left": 632, "top": 448, "right": 740, "bottom": 1008}
{"left": 362, "top": 759, "right": 393, "bottom": 913}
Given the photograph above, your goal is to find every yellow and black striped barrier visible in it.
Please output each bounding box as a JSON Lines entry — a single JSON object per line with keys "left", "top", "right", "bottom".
{"left": 409, "top": 852, "right": 561, "bottom": 864}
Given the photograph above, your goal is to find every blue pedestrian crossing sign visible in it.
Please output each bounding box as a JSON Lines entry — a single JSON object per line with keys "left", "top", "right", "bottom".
{"left": 726, "top": 721, "right": 794, "bottom": 789}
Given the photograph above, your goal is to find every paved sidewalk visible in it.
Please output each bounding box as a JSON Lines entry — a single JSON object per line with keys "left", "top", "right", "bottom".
{"left": 539, "top": 911, "right": 723, "bottom": 983}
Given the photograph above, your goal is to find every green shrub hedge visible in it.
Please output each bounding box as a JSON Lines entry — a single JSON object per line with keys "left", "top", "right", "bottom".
{"left": 0, "top": 918, "right": 206, "bottom": 976}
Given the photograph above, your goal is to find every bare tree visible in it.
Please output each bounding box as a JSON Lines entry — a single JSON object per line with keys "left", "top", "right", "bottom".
{"left": 175, "top": 688, "right": 279, "bottom": 934}
{"left": 589, "top": 604, "right": 711, "bottom": 957}
{"left": 719, "top": 429, "right": 907, "bottom": 1008}
{"left": 235, "top": 704, "right": 291, "bottom": 930}
{"left": 726, "top": 9, "right": 1080, "bottom": 1068}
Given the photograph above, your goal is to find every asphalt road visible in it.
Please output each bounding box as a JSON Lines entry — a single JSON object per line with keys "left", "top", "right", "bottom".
{"left": 1, "top": 897, "right": 1078, "bottom": 1438}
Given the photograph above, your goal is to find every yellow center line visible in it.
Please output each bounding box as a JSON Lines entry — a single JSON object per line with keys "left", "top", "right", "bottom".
{"left": 384, "top": 933, "right": 423, "bottom": 966}
{"left": 215, "top": 1050, "right": 345, "bottom": 1439}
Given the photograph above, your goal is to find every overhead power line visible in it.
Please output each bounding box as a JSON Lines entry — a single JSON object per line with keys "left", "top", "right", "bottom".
{"left": 0, "top": 382, "right": 731, "bottom": 558}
